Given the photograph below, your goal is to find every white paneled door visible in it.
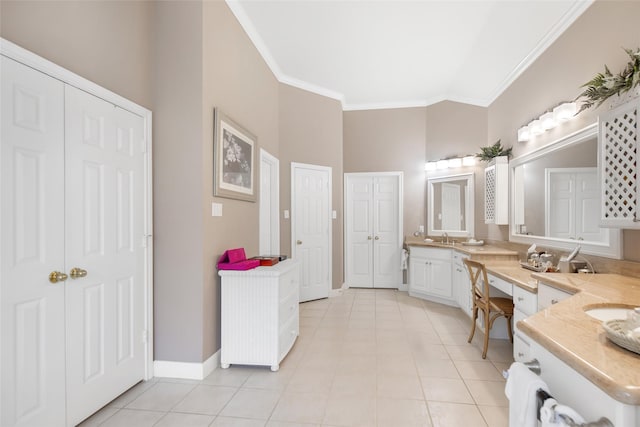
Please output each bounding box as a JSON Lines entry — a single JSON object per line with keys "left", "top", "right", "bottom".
{"left": 345, "top": 173, "right": 402, "bottom": 289}
{"left": 1, "top": 54, "right": 148, "bottom": 427}
{"left": 64, "top": 86, "right": 146, "bottom": 426}
{"left": 291, "top": 163, "right": 331, "bottom": 302}
{"left": 1, "top": 55, "right": 67, "bottom": 427}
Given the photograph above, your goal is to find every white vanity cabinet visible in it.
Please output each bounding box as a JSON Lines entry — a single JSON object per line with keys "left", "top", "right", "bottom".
{"left": 219, "top": 259, "right": 300, "bottom": 371}
{"left": 512, "top": 285, "right": 537, "bottom": 362}
{"left": 484, "top": 156, "right": 509, "bottom": 225}
{"left": 599, "top": 98, "right": 640, "bottom": 228}
{"left": 529, "top": 340, "right": 639, "bottom": 426}
{"left": 452, "top": 251, "right": 471, "bottom": 317}
{"left": 409, "top": 247, "right": 455, "bottom": 306}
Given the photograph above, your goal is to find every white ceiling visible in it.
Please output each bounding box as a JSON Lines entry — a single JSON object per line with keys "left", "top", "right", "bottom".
{"left": 227, "top": 0, "right": 593, "bottom": 111}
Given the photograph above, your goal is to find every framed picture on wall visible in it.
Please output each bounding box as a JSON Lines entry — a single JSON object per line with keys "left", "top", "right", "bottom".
{"left": 213, "top": 108, "right": 258, "bottom": 202}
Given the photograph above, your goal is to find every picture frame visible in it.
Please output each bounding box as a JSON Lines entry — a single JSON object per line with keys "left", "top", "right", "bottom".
{"left": 213, "top": 108, "right": 258, "bottom": 202}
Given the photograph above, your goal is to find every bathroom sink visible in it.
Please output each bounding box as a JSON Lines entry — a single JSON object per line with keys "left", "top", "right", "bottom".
{"left": 583, "top": 304, "right": 636, "bottom": 321}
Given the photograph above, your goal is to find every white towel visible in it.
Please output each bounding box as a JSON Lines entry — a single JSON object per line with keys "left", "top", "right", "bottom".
{"left": 401, "top": 248, "right": 408, "bottom": 270}
{"left": 540, "top": 397, "right": 586, "bottom": 427}
{"left": 505, "top": 362, "right": 550, "bottom": 427}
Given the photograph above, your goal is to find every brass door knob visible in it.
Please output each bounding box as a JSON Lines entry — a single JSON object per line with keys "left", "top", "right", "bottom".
{"left": 49, "top": 271, "right": 68, "bottom": 283}
{"left": 296, "top": 240, "right": 303, "bottom": 245}
{"left": 374, "top": 236, "right": 380, "bottom": 240}
{"left": 367, "top": 236, "right": 372, "bottom": 240}
{"left": 69, "top": 267, "right": 88, "bottom": 279}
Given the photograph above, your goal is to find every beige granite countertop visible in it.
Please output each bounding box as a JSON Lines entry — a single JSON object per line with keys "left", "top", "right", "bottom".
{"left": 405, "top": 236, "right": 518, "bottom": 258}
{"left": 520, "top": 273, "right": 640, "bottom": 404}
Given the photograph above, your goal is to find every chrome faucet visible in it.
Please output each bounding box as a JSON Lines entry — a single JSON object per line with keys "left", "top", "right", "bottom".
{"left": 442, "top": 232, "right": 449, "bottom": 244}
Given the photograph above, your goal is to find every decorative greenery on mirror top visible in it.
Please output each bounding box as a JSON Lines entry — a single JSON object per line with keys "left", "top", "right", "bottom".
{"left": 577, "top": 47, "right": 640, "bottom": 114}
{"left": 476, "top": 140, "right": 513, "bottom": 162}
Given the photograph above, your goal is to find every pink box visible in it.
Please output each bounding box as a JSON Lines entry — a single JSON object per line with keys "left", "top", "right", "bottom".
{"left": 217, "top": 248, "right": 259, "bottom": 271}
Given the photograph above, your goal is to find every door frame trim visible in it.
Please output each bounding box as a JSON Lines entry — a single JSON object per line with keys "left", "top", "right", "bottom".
{"left": 259, "top": 148, "right": 280, "bottom": 255}
{"left": 343, "top": 172, "right": 404, "bottom": 289}
{"left": 291, "top": 162, "right": 332, "bottom": 298}
{"left": 1, "top": 38, "right": 155, "bottom": 380}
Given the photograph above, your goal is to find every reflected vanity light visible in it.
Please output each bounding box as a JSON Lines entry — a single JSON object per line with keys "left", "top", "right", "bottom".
{"left": 425, "top": 155, "right": 475, "bottom": 171}
{"left": 517, "top": 101, "right": 577, "bottom": 142}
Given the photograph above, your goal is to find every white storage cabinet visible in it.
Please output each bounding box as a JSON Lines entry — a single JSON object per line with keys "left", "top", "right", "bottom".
{"left": 484, "top": 156, "right": 509, "bottom": 225}
{"left": 599, "top": 97, "right": 640, "bottom": 228}
{"left": 408, "top": 246, "right": 455, "bottom": 306}
{"left": 219, "top": 259, "right": 300, "bottom": 371}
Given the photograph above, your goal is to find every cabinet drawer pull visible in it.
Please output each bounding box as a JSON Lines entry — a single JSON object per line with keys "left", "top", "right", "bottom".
{"left": 517, "top": 297, "right": 524, "bottom": 302}
{"left": 518, "top": 352, "right": 525, "bottom": 358}
{"left": 551, "top": 299, "right": 558, "bottom": 304}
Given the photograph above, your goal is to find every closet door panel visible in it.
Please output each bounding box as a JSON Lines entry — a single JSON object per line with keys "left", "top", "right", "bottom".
{"left": 373, "top": 176, "right": 400, "bottom": 288}
{"left": 1, "top": 56, "right": 66, "bottom": 427}
{"left": 64, "top": 86, "right": 145, "bottom": 426}
{"left": 345, "top": 177, "right": 373, "bottom": 287}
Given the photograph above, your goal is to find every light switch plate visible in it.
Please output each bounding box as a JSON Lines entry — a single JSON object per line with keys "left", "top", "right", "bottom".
{"left": 418, "top": 225, "right": 424, "bottom": 233}
{"left": 284, "top": 209, "right": 289, "bottom": 219}
{"left": 332, "top": 210, "right": 337, "bottom": 219}
{"left": 212, "top": 202, "right": 223, "bottom": 217}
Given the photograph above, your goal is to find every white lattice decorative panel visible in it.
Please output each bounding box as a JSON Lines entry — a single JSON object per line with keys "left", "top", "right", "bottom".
{"left": 600, "top": 100, "right": 639, "bottom": 227}
{"left": 485, "top": 166, "right": 496, "bottom": 222}
{"left": 484, "top": 156, "right": 509, "bottom": 225}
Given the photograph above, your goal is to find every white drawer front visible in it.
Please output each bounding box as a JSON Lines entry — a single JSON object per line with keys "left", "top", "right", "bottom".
{"left": 279, "top": 290, "right": 298, "bottom": 325}
{"left": 279, "top": 268, "right": 298, "bottom": 297}
{"left": 513, "top": 308, "right": 528, "bottom": 335}
{"left": 278, "top": 313, "right": 298, "bottom": 359}
{"left": 452, "top": 251, "right": 470, "bottom": 265}
{"left": 410, "top": 246, "right": 451, "bottom": 261}
{"left": 513, "top": 333, "right": 531, "bottom": 362}
{"left": 488, "top": 274, "right": 512, "bottom": 297}
{"left": 538, "top": 283, "right": 572, "bottom": 311}
{"left": 513, "top": 286, "right": 537, "bottom": 316}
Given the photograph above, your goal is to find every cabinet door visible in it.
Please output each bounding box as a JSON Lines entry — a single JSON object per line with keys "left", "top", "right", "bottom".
{"left": 409, "top": 257, "right": 429, "bottom": 294}
{"left": 599, "top": 100, "right": 640, "bottom": 228}
{"left": 453, "top": 263, "right": 471, "bottom": 316}
{"left": 427, "top": 259, "right": 452, "bottom": 298}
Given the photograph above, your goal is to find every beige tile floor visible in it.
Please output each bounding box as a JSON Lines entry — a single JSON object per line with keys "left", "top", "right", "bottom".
{"left": 80, "top": 289, "right": 513, "bottom": 427}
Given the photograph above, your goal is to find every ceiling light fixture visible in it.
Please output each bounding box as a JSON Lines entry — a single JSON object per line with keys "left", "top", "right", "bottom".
{"left": 517, "top": 101, "right": 577, "bottom": 142}
{"left": 425, "top": 155, "right": 476, "bottom": 172}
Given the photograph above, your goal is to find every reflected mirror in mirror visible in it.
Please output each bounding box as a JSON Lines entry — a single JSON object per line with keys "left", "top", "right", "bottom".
{"left": 511, "top": 124, "right": 622, "bottom": 258}
{"left": 427, "top": 173, "right": 474, "bottom": 238}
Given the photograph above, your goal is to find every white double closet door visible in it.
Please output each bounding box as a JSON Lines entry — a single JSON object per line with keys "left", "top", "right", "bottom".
{"left": 1, "top": 56, "right": 146, "bottom": 426}
{"left": 345, "top": 173, "right": 402, "bottom": 288}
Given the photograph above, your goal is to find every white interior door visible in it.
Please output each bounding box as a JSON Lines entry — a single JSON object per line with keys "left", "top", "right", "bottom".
{"left": 372, "top": 175, "right": 401, "bottom": 288}
{"left": 292, "top": 163, "right": 331, "bottom": 302}
{"left": 64, "top": 86, "right": 146, "bottom": 426}
{"left": 1, "top": 55, "right": 67, "bottom": 427}
{"left": 345, "top": 173, "right": 402, "bottom": 289}
{"left": 259, "top": 149, "right": 279, "bottom": 256}
{"left": 345, "top": 176, "right": 373, "bottom": 288}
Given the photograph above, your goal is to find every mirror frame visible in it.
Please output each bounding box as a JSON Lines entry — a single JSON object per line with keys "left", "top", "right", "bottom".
{"left": 427, "top": 173, "right": 475, "bottom": 238}
{"left": 509, "top": 123, "right": 623, "bottom": 259}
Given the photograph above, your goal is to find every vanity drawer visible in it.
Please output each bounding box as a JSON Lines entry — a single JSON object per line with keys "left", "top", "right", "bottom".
{"left": 410, "top": 246, "right": 451, "bottom": 261}
{"left": 487, "top": 274, "right": 512, "bottom": 297}
{"left": 513, "top": 332, "right": 531, "bottom": 362}
{"left": 513, "top": 285, "right": 537, "bottom": 316}
{"left": 513, "top": 307, "right": 528, "bottom": 335}
{"left": 538, "top": 282, "right": 573, "bottom": 311}
{"left": 452, "top": 251, "right": 470, "bottom": 266}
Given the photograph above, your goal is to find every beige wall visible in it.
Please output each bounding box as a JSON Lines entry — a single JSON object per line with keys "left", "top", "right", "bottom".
{"left": 344, "top": 102, "right": 487, "bottom": 239}
{"left": 487, "top": 0, "right": 640, "bottom": 261}
{"left": 343, "top": 107, "right": 428, "bottom": 236}
{"left": 202, "top": 1, "right": 280, "bottom": 356}
{"left": 0, "top": 0, "right": 153, "bottom": 108}
{"left": 279, "top": 84, "right": 344, "bottom": 289}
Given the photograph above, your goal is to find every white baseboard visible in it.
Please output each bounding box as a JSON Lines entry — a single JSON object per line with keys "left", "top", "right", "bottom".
{"left": 398, "top": 282, "right": 408, "bottom": 292}
{"left": 153, "top": 350, "right": 220, "bottom": 380}
{"left": 329, "top": 283, "right": 348, "bottom": 297}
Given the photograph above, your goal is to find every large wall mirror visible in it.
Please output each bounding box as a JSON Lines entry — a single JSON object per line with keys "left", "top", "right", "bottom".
{"left": 510, "top": 124, "right": 622, "bottom": 258}
{"left": 427, "top": 173, "right": 474, "bottom": 238}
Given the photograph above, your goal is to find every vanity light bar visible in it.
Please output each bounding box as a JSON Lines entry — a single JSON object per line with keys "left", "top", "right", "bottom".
{"left": 425, "top": 155, "right": 476, "bottom": 171}
{"left": 517, "top": 101, "right": 577, "bottom": 142}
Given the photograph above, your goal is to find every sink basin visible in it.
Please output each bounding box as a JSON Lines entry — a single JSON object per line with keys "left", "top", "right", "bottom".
{"left": 583, "top": 304, "right": 636, "bottom": 321}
